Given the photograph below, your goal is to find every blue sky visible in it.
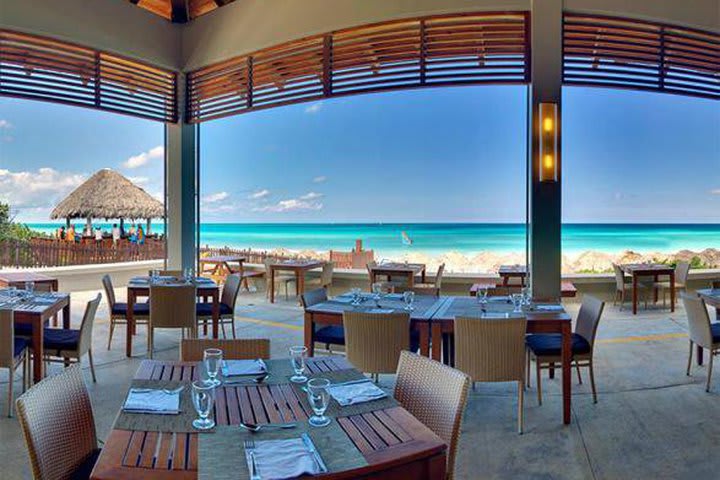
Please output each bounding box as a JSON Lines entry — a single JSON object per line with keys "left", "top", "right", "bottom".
{"left": 1, "top": 85, "right": 718, "bottom": 223}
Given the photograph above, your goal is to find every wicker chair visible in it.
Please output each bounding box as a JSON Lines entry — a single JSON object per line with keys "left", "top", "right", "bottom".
{"left": 394, "top": 351, "right": 470, "bottom": 480}
{"left": 527, "top": 295, "right": 605, "bottom": 405}
{"left": 301, "top": 288, "right": 345, "bottom": 352}
{"left": 414, "top": 263, "right": 445, "bottom": 291}
{"left": 455, "top": 316, "right": 527, "bottom": 433}
{"left": 366, "top": 261, "right": 397, "bottom": 291}
{"left": 180, "top": 338, "right": 270, "bottom": 361}
{"left": 683, "top": 293, "right": 720, "bottom": 392}
{"left": 654, "top": 261, "right": 690, "bottom": 307}
{"left": 264, "top": 258, "right": 294, "bottom": 300}
{"left": 16, "top": 364, "right": 100, "bottom": 480}
{"left": 40, "top": 293, "right": 102, "bottom": 383}
{"left": 343, "top": 310, "right": 411, "bottom": 380}
{"left": 613, "top": 264, "right": 648, "bottom": 310}
{"left": 1, "top": 309, "right": 29, "bottom": 417}
{"left": 284, "top": 262, "right": 334, "bottom": 298}
{"left": 196, "top": 273, "right": 242, "bottom": 339}
{"left": 102, "top": 274, "right": 149, "bottom": 350}
{"left": 148, "top": 284, "right": 197, "bottom": 359}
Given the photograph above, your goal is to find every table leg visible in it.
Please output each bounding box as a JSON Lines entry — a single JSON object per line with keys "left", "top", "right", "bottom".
{"left": 270, "top": 267, "right": 276, "bottom": 303}
{"left": 297, "top": 270, "right": 304, "bottom": 299}
{"left": 670, "top": 272, "right": 675, "bottom": 312}
{"left": 126, "top": 291, "right": 135, "bottom": 357}
{"left": 408, "top": 271, "right": 415, "bottom": 288}
{"left": 431, "top": 323, "right": 442, "bottom": 361}
{"left": 418, "top": 322, "right": 430, "bottom": 357}
{"left": 561, "top": 321, "right": 572, "bottom": 425}
{"left": 304, "top": 312, "right": 315, "bottom": 356}
{"left": 421, "top": 268, "right": 426, "bottom": 283}
{"left": 653, "top": 274, "right": 659, "bottom": 303}
{"left": 632, "top": 274, "right": 638, "bottom": 315}
{"left": 52, "top": 280, "right": 59, "bottom": 327}
{"left": 32, "top": 317, "right": 43, "bottom": 384}
{"left": 212, "top": 291, "right": 219, "bottom": 339}
{"left": 370, "top": 271, "right": 376, "bottom": 290}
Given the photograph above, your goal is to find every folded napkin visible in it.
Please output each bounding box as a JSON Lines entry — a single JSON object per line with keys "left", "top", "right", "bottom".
{"left": 222, "top": 359, "right": 267, "bottom": 377}
{"left": 122, "top": 388, "right": 181, "bottom": 415}
{"left": 245, "top": 437, "right": 320, "bottom": 480}
{"left": 369, "top": 308, "right": 394, "bottom": 314}
{"left": 535, "top": 304, "right": 564, "bottom": 312}
{"left": 483, "top": 312, "right": 511, "bottom": 319}
{"left": 327, "top": 380, "right": 388, "bottom": 406}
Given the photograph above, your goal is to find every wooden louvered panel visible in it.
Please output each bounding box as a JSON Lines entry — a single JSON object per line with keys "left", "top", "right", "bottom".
{"left": 0, "top": 30, "right": 177, "bottom": 122}
{"left": 187, "top": 12, "right": 530, "bottom": 123}
{"left": 563, "top": 14, "right": 720, "bottom": 100}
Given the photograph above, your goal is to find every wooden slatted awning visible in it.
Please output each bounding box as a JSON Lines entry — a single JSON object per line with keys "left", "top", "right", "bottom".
{"left": 187, "top": 12, "right": 530, "bottom": 123}
{"left": 563, "top": 14, "right": 720, "bottom": 100}
{"left": 0, "top": 30, "right": 178, "bottom": 122}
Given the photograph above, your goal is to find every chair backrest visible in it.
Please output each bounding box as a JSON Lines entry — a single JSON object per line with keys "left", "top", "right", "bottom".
{"left": 180, "top": 339, "right": 270, "bottom": 361}
{"left": 0, "top": 309, "right": 14, "bottom": 368}
{"left": 77, "top": 294, "right": 102, "bottom": 355}
{"left": 394, "top": 285, "right": 440, "bottom": 297}
{"left": 33, "top": 283, "right": 53, "bottom": 293}
{"left": 454, "top": 316, "right": 527, "bottom": 382}
{"left": 150, "top": 284, "right": 197, "bottom": 329}
{"left": 300, "top": 288, "right": 328, "bottom": 309}
{"left": 675, "top": 261, "right": 690, "bottom": 284}
{"left": 343, "top": 311, "right": 410, "bottom": 374}
{"left": 16, "top": 364, "right": 97, "bottom": 480}
{"left": 683, "top": 293, "right": 713, "bottom": 348}
{"left": 613, "top": 264, "right": 625, "bottom": 290}
{"left": 221, "top": 273, "right": 242, "bottom": 309}
{"left": 101, "top": 274, "right": 116, "bottom": 308}
{"left": 435, "top": 263, "right": 446, "bottom": 288}
{"left": 320, "top": 262, "right": 334, "bottom": 287}
{"left": 574, "top": 295, "right": 605, "bottom": 348}
{"left": 394, "top": 351, "right": 470, "bottom": 480}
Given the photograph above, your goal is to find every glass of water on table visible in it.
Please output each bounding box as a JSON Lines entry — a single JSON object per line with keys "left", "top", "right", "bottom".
{"left": 289, "top": 345, "right": 308, "bottom": 383}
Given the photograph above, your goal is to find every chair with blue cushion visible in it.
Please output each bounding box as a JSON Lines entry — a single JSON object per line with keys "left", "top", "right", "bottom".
{"left": 40, "top": 293, "right": 102, "bottom": 382}
{"left": 301, "top": 288, "right": 345, "bottom": 353}
{"left": 102, "top": 274, "right": 149, "bottom": 350}
{"left": 196, "top": 273, "right": 241, "bottom": 339}
{"left": 683, "top": 293, "right": 720, "bottom": 392}
{"left": 1, "top": 309, "right": 29, "bottom": 417}
{"left": 526, "top": 295, "right": 605, "bottom": 405}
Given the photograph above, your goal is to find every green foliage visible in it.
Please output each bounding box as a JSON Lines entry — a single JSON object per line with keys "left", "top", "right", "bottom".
{"left": 658, "top": 256, "right": 709, "bottom": 269}
{"left": 0, "top": 202, "right": 36, "bottom": 242}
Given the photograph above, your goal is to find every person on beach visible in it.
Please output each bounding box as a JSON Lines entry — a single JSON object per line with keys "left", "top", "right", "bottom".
{"left": 112, "top": 224, "right": 120, "bottom": 245}
{"left": 66, "top": 224, "right": 76, "bottom": 243}
{"left": 95, "top": 227, "right": 103, "bottom": 244}
{"left": 56, "top": 226, "right": 65, "bottom": 240}
{"left": 137, "top": 225, "right": 145, "bottom": 245}
{"left": 129, "top": 224, "right": 137, "bottom": 244}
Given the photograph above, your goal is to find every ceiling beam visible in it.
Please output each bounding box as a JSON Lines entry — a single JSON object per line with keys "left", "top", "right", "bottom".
{"left": 214, "top": 0, "right": 233, "bottom": 6}
{"left": 170, "top": 0, "right": 190, "bottom": 23}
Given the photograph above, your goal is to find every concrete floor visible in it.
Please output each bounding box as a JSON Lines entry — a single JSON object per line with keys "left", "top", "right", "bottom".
{"left": 1, "top": 287, "right": 718, "bottom": 479}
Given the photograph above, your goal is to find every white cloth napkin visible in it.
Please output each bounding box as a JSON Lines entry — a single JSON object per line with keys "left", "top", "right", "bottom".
{"left": 122, "top": 389, "right": 180, "bottom": 414}
{"left": 535, "top": 304, "right": 564, "bottom": 311}
{"left": 328, "top": 380, "right": 388, "bottom": 406}
{"left": 222, "top": 359, "right": 267, "bottom": 377}
{"left": 369, "top": 308, "right": 394, "bottom": 314}
{"left": 245, "top": 437, "right": 320, "bottom": 480}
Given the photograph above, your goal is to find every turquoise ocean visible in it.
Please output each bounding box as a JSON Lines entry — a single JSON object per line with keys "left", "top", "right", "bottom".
{"left": 26, "top": 223, "right": 720, "bottom": 256}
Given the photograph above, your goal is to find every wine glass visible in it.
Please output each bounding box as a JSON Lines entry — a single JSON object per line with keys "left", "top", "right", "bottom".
{"left": 191, "top": 381, "right": 216, "bottom": 430}
{"left": 306, "top": 378, "right": 331, "bottom": 427}
{"left": 521, "top": 287, "right": 531, "bottom": 306}
{"left": 511, "top": 293, "right": 524, "bottom": 313}
{"left": 477, "top": 287, "right": 488, "bottom": 305}
{"left": 403, "top": 290, "right": 415, "bottom": 311}
{"left": 350, "top": 287, "right": 362, "bottom": 306}
{"left": 289, "top": 345, "right": 308, "bottom": 383}
{"left": 24, "top": 281, "right": 35, "bottom": 298}
{"left": 203, "top": 348, "right": 223, "bottom": 386}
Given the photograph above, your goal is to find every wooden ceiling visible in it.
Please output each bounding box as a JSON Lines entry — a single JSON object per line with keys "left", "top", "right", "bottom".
{"left": 129, "top": 0, "right": 237, "bottom": 23}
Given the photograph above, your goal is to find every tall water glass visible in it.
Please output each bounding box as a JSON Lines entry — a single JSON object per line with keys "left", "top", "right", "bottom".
{"left": 403, "top": 290, "right": 415, "bottom": 311}
{"left": 511, "top": 293, "right": 523, "bottom": 313}
{"left": 203, "top": 348, "right": 223, "bottom": 386}
{"left": 306, "top": 378, "right": 331, "bottom": 427}
{"left": 25, "top": 281, "right": 35, "bottom": 297}
{"left": 521, "top": 287, "right": 531, "bottom": 306}
{"left": 191, "top": 381, "right": 216, "bottom": 430}
{"left": 289, "top": 345, "right": 308, "bottom": 383}
{"left": 350, "top": 287, "right": 362, "bottom": 306}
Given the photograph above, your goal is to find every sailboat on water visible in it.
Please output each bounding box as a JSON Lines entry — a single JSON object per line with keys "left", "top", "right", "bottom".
{"left": 401, "top": 231, "right": 413, "bottom": 246}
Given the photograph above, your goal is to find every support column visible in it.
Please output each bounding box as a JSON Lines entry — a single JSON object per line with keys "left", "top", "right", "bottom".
{"left": 528, "top": 0, "right": 563, "bottom": 300}
{"left": 165, "top": 74, "right": 197, "bottom": 271}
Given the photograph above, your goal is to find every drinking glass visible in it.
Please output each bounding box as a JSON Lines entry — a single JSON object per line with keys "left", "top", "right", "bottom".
{"left": 521, "top": 287, "right": 531, "bottom": 306}
{"left": 289, "top": 345, "right": 308, "bottom": 383}
{"left": 191, "top": 381, "right": 216, "bottom": 430}
{"left": 403, "top": 290, "right": 415, "bottom": 311}
{"left": 477, "top": 287, "right": 488, "bottom": 305}
{"left": 203, "top": 348, "right": 223, "bottom": 386}
{"left": 183, "top": 267, "right": 194, "bottom": 283}
{"left": 350, "top": 287, "right": 362, "bottom": 306}
{"left": 25, "top": 281, "right": 35, "bottom": 297}
{"left": 511, "top": 293, "right": 523, "bottom": 313}
{"left": 150, "top": 269, "right": 159, "bottom": 284}
{"left": 306, "top": 378, "right": 331, "bottom": 427}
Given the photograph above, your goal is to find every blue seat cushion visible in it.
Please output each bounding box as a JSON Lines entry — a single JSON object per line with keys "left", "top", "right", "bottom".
{"left": 526, "top": 333, "right": 591, "bottom": 357}
{"left": 71, "top": 449, "right": 102, "bottom": 480}
{"left": 15, "top": 319, "right": 49, "bottom": 336}
{"left": 111, "top": 302, "right": 150, "bottom": 316}
{"left": 43, "top": 328, "right": 81, "bottom": 352}
{"left": 13, "top": 337, "right": 29, "bottom": 358}
{"left": 196, "top": 302, "right": 233, "bottom": 317}
{"left": 315, "top": 325, "right": 345, "bottom": 346}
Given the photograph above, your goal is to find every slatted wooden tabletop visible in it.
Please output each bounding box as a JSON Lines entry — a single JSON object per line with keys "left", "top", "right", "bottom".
{"left": 91, "top": 357, "right": 446, "bottom": 479}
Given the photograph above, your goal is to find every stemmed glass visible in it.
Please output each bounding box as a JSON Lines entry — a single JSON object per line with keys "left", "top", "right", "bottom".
{"left": 203, "top": 348, "right": 223, "bottom": 386}
{"left": 150, "top": 269, "right": 159, "bottom": 284}
{"left": 403, "top": 290, "right": 415, "bottom": 311}
{"left": 372, "top": 282, "right": 384, "bottom": 307}
{"left": 183, "top": 267, "right": 194, "bottom": 283}
{"left": 306, "top": 378, "right": 331, "bottom": 427}
{"left": 511, "top": 293, "right": 524, "bottom": 313}
{"left": 289, "top": 345, "right": 308, "bottom": 383}
{"left": 191, "top": 381, "right": 216, "bottom": 430}
{"left": 477, "top": 287, "right": 488, "bottom": 306}
{"left": 24, "top": 281, "right": 35, "bottom": 299}
{"left": 350, "top": 287, "right": 362, "bottom": 306}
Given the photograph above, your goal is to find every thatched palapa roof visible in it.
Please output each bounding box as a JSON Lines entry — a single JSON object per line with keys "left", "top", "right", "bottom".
{"left": 50, "top": 168, "right": 164, "bottom": 220}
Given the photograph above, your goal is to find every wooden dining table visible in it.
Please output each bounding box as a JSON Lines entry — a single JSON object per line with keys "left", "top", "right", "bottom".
{"left": 0, "top": 271, "right": 58, "bottom": 292}
{"left": 620, "top": 263, "right": 675, "bottom": 315}
{"left": 0, "top": 289, "right": 70, "bottom": 383}
{"left": 369, "top": 262, "right": 426, "bottom": 288}
{"left": 199, "top": 255, "right": 246, "bottom": 279}
{"left": 125, "top": 277, "right": 220, "bottom": 357}
{"left": 268, "top": 260, "right": 323, "bottom": 303}
{"left": 91, "top": 357, "right": 447, "bottom": 479}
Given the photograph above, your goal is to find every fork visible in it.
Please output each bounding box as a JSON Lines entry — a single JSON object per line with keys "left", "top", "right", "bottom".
{"left": 244, "top": 439, "right": 261, "bottom": 480}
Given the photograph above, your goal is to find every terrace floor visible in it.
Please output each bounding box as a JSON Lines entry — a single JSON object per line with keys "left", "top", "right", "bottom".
{"left": 1, "top": 287, "right": 718, "bottom": 479}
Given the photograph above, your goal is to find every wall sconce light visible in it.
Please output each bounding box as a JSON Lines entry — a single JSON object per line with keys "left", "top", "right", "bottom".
{"left": 539, "top": 102, "right": 558, "bottom": 182}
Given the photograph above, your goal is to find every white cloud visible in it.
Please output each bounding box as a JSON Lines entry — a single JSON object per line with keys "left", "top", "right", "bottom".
{"left": 249, "top": 189, "right": 270, "bottom": 199}
{"left": 253, "top": 195, "right": 323, "bottom": 213}
{"left": 127, "top": 176, "right": 149, "bottom": 185}
{"left": 123, "top": 145, "right": 164, "bottom": 169}
{"left": 300, "top": 192, "right": 323, "bottom": 200}
{"left": 312, "top": 176, "right": 327, "bottom": 183}
{"left": 0, "top": 167, "right": 85, "bottom": 209}
{"left": 0, "top": 120, "right": 12, "bottom": 129}
{"left": 202, "top": 191, "right": 229, "bottom": 203}
{"left": 711, "top": 189, "right": 720, "bottom": 195}
{"left": 304, "top": 103, "right": 322, "bottom": 114}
